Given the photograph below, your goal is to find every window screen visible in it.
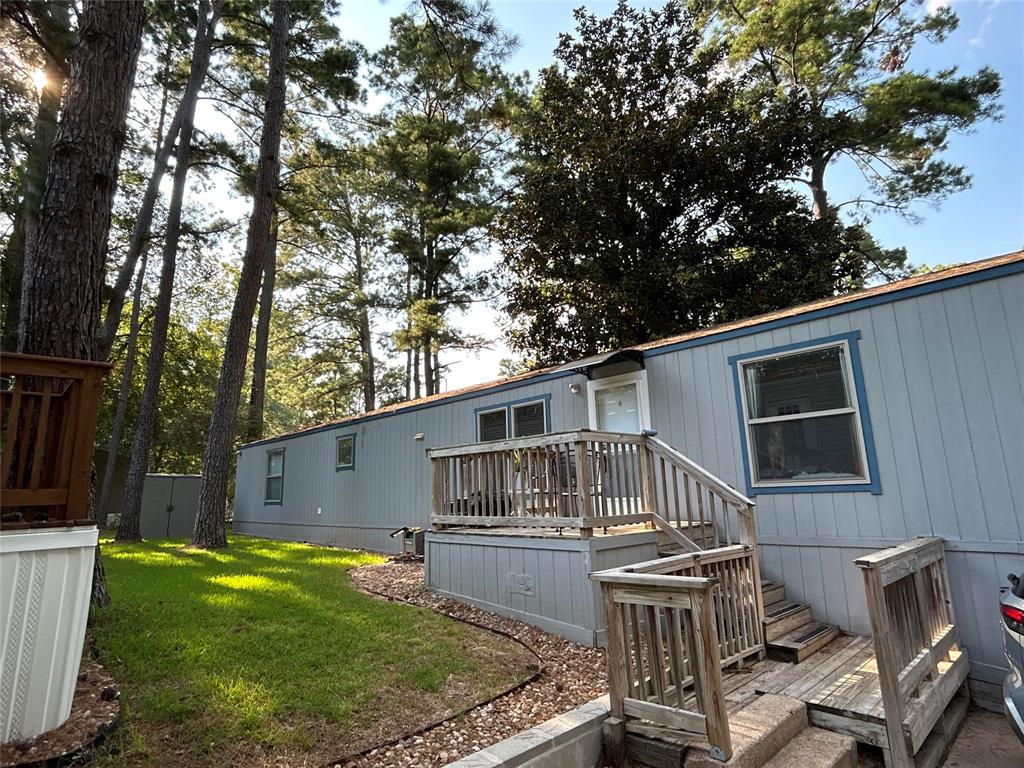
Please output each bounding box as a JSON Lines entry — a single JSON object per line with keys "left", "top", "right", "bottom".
{"left": 477, "top": 409, "right": 508, "bottom": 441}
{"left": 740, "top": 344, "right": 867, "bottom": 485}
{"left": 512, "top": 402, "right": 546, "bottom": 437}
{"left": 336, "top": 435, "right": 355, "bottom": 469}
{"left": 265, "top": 448, "right": 284, "bottom": 503}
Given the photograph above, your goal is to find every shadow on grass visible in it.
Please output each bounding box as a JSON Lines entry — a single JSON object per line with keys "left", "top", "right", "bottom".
{"left": 92, "top": 536, "right": 536, "bottom": 767}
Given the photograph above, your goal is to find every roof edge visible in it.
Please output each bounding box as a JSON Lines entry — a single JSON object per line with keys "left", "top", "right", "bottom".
{"left": 240, "top": 249, "right": 1023, "bottom": 451}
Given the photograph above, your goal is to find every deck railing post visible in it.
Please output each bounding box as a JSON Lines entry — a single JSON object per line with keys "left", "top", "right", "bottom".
{"left": 737, "top": 502, "right": 765, "bottom": 645}
{"left": 859, "top": 563, "right": 914, "bottom": 768}
{"left": 692, "top": 585, "right": 732, "bottom": 761}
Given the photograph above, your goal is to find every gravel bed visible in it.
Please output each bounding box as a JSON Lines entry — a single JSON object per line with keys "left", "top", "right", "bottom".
{"left": 340, "top": 561, "right": 607, "bottom": 768}
{"left": 1, "top": 656, "right": 120, "bottom": 767}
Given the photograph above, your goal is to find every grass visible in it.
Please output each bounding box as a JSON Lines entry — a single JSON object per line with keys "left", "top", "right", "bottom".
{"left": 91, "top": 536, "right": 537, "bottom": 767}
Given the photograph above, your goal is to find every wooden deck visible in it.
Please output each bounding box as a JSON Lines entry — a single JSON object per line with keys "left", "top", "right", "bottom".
{"left": 753, "top": 632, "right": 970, "bottom": 765}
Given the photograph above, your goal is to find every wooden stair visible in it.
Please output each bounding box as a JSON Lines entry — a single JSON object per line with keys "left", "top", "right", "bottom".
{"left": 649, "top": 541, "right": 841, "bottom": 664}
{"left": 759, "top": 581, "right": 840, "bottom": 663}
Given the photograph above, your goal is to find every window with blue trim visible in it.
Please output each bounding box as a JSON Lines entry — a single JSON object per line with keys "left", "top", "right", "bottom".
{"left": 336, "top": 434, "right": 355, "bottom": 470}
{"left": 730, "top": 333, "right": 879, "bottom": 494}
{"left": 265, "top": 448, "right": 284, "bottom": 503}
{"left": 476, "top": 396, "right": 551, "bottom": 442}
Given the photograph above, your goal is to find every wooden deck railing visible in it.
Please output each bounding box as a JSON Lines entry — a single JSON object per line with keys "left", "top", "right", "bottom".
{"left": 592, "top": 568, "right": 734, "bottom": 763}
{"left": 855, "top": 538, "right": 968, "bottom": 768}
{"left": 428, "top": 430, "right": 757, "bottom": 545}
{"left": 1, "top": 352, "right": 111, "bottom": 529}
{"left": 429, "top": 430, "right": 655, "bottom": 530}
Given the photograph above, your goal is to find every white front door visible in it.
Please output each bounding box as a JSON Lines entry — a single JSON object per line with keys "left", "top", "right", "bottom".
{"left": 587, "top": 371, "right": 651, "bottom": 433}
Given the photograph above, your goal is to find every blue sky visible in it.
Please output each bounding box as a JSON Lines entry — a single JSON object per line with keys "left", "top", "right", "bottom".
{"left": 334, "top": 0, "right": 1022, "bottom": 387}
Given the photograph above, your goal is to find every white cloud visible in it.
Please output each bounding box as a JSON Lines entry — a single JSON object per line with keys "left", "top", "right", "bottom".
{"left": 925, "top": 0, "right": 952, "bottom": 13}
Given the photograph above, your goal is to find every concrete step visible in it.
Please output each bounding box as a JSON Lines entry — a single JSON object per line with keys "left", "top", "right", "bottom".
{"left": 684, "top": 694, "right": 807, "bottom": 768}
{"left": 766, "top": 621, "right": 841, "bottom": 663}
{"left": 760, "top": 580, "right": 785, "bottom": 606}
{"left": 760, "top": 726, "right": 857, "bottom": 768}
{"left": 763, "top": 600, "right": 813, "bottom": 642}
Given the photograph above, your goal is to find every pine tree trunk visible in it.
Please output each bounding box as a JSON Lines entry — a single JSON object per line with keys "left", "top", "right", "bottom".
{"left": 352, "top": 235, "right": 375, "bottom": 411}
{"left": 192, "top": 1, "right": 290, "bottom": 549}
{"left": 96, "top": 15, "right": 217, "bottom": 361}
{"left": 1, "top": 4, "right": 70, "bottom": 351}
{"left": 16, "top": 0, "right": 146, "bottom": 608}
{"left": 119, "top": 0, "right": 219, "bottom": 541}
{"left": 96, "top": 248, "right": 148, "bottom": 527}
{"left": 246, "top": 207, "right": 279, "bottom": 443}
{"left": 18, "top": 1, "right": 143, "bottom": 359}
{"left": 809, "top": 157, "right": 830, "bottom": 220}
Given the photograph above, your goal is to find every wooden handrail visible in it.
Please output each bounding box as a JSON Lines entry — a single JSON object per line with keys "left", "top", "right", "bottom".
{"left": 856, "top": 538, "right": 967, "bottom": 768}
{"left": 1, "top": 351, "right": 110, "bottom": 529}
{"left": 646, "top": 436, "right": 753, "bottom": 509}
{"left": 593, "top": 565, "right": 733, "bottom": 764}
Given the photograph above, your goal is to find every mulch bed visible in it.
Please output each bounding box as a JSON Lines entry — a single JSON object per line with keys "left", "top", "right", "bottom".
{"left": 0, "top": 656, "right": 120, "bottom": 768}
{"left": 341, "top": 561, "right": 608, "bottom": 768}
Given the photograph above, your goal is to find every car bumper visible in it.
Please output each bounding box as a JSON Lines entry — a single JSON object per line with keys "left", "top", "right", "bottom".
{"left": 1005, "top": 673, "right": 1024, "bottom": 745}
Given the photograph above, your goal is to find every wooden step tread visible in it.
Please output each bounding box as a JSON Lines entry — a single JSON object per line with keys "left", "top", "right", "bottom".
{"left": 767, "top": 622, "right": 842, "bottom": 663}
{"left": 770, "top": 621, "right": 839, "bottom": 649}
{"left": 763, "top": 599, "right": 808, "bottom": 622}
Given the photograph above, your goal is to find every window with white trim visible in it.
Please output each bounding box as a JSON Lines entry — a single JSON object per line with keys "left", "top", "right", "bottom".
{"left": 511, "top": 400, "right": 546, "bottom": 437}
{"left": 737, "top": 341, "right": 870, "bottom": 486}
{"left": 336, "top": 434, "right": 355, "bottom": 470}
{"left": 477, "top": 408, "right": 508, "bottom": 442}
{"left": 265, "top": 448, "right": 285, "bottom": 503}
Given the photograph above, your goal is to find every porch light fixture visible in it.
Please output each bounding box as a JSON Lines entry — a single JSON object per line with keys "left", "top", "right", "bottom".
{"left": 568, "top": 383, "right": 581, "bottom": 395}
{"left": 414, "top": 432, "right": 425, "bottom": 440}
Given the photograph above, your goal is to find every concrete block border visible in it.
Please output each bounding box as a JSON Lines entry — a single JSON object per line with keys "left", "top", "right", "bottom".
{"left": 443, "top": 695, "right": 610, "bottom": 768}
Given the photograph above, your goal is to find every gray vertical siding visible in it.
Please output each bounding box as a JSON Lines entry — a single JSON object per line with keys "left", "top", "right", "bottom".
{"left": 233, "top": 375, "right": 590, "bottom": 552}
{"left": 234, "top": 265, "right": 1023, "bottom": 693}
{"left": 643, "top": 270, "right": 1024, "bottom": 693}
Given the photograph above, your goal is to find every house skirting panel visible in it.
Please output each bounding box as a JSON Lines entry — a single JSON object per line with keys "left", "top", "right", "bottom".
{"left": 424, "top": 530, "right": 658, "bottom": 647}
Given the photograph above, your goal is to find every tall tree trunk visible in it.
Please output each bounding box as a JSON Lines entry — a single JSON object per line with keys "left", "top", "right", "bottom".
{"left": 246, "top": 206, "right": 279, "bottom": 443}
{"left": 17, "top": 0, "right": 146, "bottom": 607}
{"left": 119, "top": 0, "right": 220, "bottom": 541}
{"left": 404, "top": 266, "right": 412, "bottom": 399}
{"left": 95, "top": 73, "right": 171, "bottom": 527}
{"left": 96, "top": 20, "right": 213, "bottom": 360}
{"left": 96, "top": 248, "right": 148, "bottom": 527}
{"left": 353, "top": 237, "right": 375, "bottom": 412}
{"left": 1, "top": 4, "right": 70, "bottom": 351}
{"left": 192, "top": 1, "right": 290, "bottom": 549}
{"left": 809, "top": 157, "right": 829, "bottom": 220}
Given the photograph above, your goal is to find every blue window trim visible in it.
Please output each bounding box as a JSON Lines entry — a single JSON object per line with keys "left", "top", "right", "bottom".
{"left": 727, "top": 331, "right": 881, "bottom": 497}
{"left": 335, "top": 433, "right": 356, "bottom": 471}
{"left": 265, "top": 447, "right": 284, "bottom": 505}
{"left": 474, "top": 393, "right": 553, "bottom": 441}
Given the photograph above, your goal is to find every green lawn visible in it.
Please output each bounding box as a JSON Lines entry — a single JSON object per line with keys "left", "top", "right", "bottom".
{"left": 91, "top": 536, "right": 536, "bottom": 767}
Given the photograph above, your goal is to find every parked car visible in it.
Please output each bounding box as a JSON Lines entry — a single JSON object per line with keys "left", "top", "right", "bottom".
{"left": 1002, "top": 570, "right": 1024, "bottom": 744}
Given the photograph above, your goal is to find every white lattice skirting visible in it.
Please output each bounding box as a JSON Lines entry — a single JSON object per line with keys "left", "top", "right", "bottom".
{"left": 0, "top": 526, "right": 97, "bottom": 743}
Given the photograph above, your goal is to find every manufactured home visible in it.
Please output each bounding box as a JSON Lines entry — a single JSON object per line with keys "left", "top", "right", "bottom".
{"left": 234, "top": 250, "right": 1023, "bottom": 747}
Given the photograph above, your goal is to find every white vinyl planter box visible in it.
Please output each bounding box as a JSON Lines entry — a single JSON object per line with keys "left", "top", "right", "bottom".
{"left": 0, "top": 526, "right": 97, "bottom": 743}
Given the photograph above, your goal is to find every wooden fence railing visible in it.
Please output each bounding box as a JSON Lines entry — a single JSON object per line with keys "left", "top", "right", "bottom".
{"left": 855, "top": 538, "right": 968, "bottom": 768}
{"left": 429, "top": 430, "right": 655, "bottom": 531}
{"left": 1, "top": 352, "right": 111, "bottom": 529}
{"left": 592, "top": 568, "right": 733, "bottom": 763}
{"left": 428, "top": 430, "right": 757, "bottom": 546}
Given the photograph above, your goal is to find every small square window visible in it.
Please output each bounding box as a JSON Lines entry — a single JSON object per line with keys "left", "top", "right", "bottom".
{"left": 336, "top": 435, "right": 355, "bottom": 470}
{"left": 512, "top": 401, "right": 546, "bottom": 437}
{"left": 477, "top": 409, "right": 508, "bottom": 442}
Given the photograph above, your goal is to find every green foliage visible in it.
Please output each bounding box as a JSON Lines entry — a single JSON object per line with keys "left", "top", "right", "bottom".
{"left": 92, "top": 536, "right": 536, "bottom": 766}
{"left": 497, "top": 1, "right": 876, "bottom": 364}
{"left": 371, "top": 8, "right": 526, "bottom": 392}
{"left": 697, "top": 0, "right": 1002, "bottom": 218}
{"left": 98, "top": 312, "right": 225, "bottom": 473}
